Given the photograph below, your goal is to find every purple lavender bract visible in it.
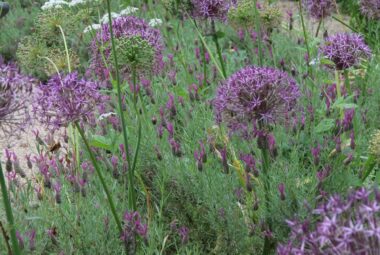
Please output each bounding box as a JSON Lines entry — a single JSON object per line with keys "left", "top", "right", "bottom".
{"left": 278, "top": 187, "right": 380, "bottom": 255}
{"left": 319, "top": 33, "right": 371, "bottom": 70}
{"left": 213, "top": 66, "right": 300, "bottom": 137}
{"left": 191, "top": 0, "right": 232, "bottom": 21}
{"left": 0, "top": 59, "right": 35, "bottom": 136}
{"left": 33, "top": 72, "right": 102, "bottom": 129}
{"left": 360, "top": 0, "right": 380, "bottom": 20}
{"left": 90, "top": 16, "right": 164, "bottom": 81}
{"left": 303, "top": 0, "right": 336, "bottom": 19}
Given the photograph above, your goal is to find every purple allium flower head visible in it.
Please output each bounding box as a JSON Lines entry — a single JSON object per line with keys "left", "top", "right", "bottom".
{"left": 278, "top": 187, "right": 380, "bottom": 255}
{"left": 319, "top": 33, "right": 371, "bottom": 70}
{"left": 90, "top": 16, "right": 164, "bottom": 81}
{"left": 33, "top": 72, "right": 103, "bottom": 129}
{"left": 213, "top": 66, "right": 300, "bottom": 138}
{"left": 0, "top": 60, "right": 35, "bottom": 136}
{"left": 303, "top": 0, "right": 336, "bottom": 19}
{"left": 191, "top": 0, "right": 232, "bottom": 21}
{"left": 360, "top": 0, "right": 380, "bottom": 19}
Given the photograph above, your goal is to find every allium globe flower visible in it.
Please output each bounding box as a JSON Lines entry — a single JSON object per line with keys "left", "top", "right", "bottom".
{"left": 191, "top": 0, "right": 233, "bottom": 21}
{"left": 303, "top": 0, "right": 336, "bottom": 19}
{"left": 213, "top": 66, "right": 300, "bottom": 137}
{"left": 360, "top": 0, "right": 380, "bottom": 20}
{"left": 90, "top": 16, "right": 164, "bottom": 81}
{"left": 319, "top": 33, "right": 371, "bottom": 70}
{"left": 33, "top": 71, "right": 102, "bottom": 129}
{"left": 0, "top": 60, "right": 35, "bottom": 136}
{"left": 278, "top": 187, "right": 380, "bottom": 255}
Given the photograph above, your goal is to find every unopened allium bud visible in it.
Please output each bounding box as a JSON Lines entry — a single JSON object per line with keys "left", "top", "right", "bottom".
{"left": 91, "top": 16, "right": 164, "bottom": 81}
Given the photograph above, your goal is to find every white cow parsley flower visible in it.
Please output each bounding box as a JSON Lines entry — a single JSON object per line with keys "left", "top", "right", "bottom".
{"left": 100, "top": 12, "right": 120, "bottom": 24}
{"left": 83, "top": 24, "right": 101, "bottom": 33}
{"left": 41, "top": 0, "right": 69, "bottom": 10}
{"left": 119, "top": 6, "right": 139, "bottom": 16}
{"left": 149, "top": 18, "right": 163, "bottom": 27}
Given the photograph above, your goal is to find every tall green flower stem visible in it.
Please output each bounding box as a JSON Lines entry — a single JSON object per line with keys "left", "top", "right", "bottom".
{"left": 211, "top": 20, "right": 227, "bottom": 78}
{"left": 253, "top": 0, "right": 264, "bottom": 66}
{"left": 127, "top": 68, "right": 141, "bottom": 211}
{"left": 0, "top": 163, "right": 21, "bottom": 255}
{"left": 259, "top": 139, "right": 275, "bottom": 254}
{"left": 74, "top": 122, "right": 123, "bottom": 234}
{"left": 201, "top": 40, "right": 208, "bottom": 88}
{"left": 298, "top": 0, "right": 312, "bottom": 76}
{"left": 106, "top": 0, "right": 135, "bottom": 210}
{"left": 315, "top": 19, "right": 323, "bottom": 37}
{"left": 343, "top": 69, "right": 351, "bottom": 94}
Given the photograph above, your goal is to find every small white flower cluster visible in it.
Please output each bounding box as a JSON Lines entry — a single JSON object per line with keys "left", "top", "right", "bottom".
{"left": 148, "top": 18, "right": 163, "bottom": 27}
{"left": 98, "top": 112, "right": 117, "bottom": 121}
{"left": 42, "top": 0, "right": 99, "bottom": 10}
{"left": 99, "top": 6, "right": 139, "bottom": 24}
{"left": 83, "top": 24, "right": 102, "bottom": 33}
{"left": 41, "top": 0, "right": 69, "bottom": 10}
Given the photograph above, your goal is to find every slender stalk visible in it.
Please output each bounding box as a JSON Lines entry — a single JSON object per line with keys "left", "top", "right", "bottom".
{"left": 298, "top": 0, "right": 312, "bottom": 76}
{"left": 105, "top": 0, "right": 132, "bottom": 186}
{"left": 253, "top": 0, "right": 264, "bottom": 66}
{"left": 0, "top": 220, "right": 12, "bottom": 255}
{"left": 211, "top": 21, "right": 227, "bottom": 79}
{"left": 260, "top": 146, "right": 274, "bottom": 255}
{"left": 343, "top": 69, "right": 351, "bottom": 94}
{"left": 0, "top": 163, "right": 20, "bottom": 255}
{"left": 332, "top": 15, "right": 358, "bottom": 32}
{"left": 74, "top": 122, "right": 123, "bottom": 234}
{"left": 191, "top": 18, "right": 225, "bottom": 79}
{"left": 128, "top": 68, "right": 139, "bottom": 211}
{"left": 57, "top": 25, "right": 71, "bottom": 73}
{"left": 201, "top": 40, "right": 208, "bottom": 87}
{"left": 315, "top": 18, "right": 323, "bottom": 37}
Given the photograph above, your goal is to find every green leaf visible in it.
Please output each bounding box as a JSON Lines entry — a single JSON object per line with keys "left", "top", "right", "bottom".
{"left": 320, "top": 58, "right": 335, "bottom": 66}
{"left": 90, "top": 135, "right": 112, "bottom": 150}
{"left": 315, "top": 118, "right": 335, "bottom": 133}
{"left": 214, "top": 31, "right": 225, "bottom": 39}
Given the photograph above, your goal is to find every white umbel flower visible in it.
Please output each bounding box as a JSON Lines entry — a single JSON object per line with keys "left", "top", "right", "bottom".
{"left": 149, "top": 18, "right": 163, "bottom": 27}
{"left": 83, "top": 24, "right": 101, "bottom": 33}
{"left": 41, "top": 0, "right": 69, "bottom": 10}
{"left": 100, "top": 12, "right": 120, "bottom": 24}
{"left": 119, "top": 6, "right": 139, "bottom": 16}
{"left": 98, "top": 112, "right": 117, "bottom": 121}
